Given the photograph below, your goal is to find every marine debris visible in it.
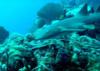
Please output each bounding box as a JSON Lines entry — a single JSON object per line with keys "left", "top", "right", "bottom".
{"left": 0, "top": 2, "right": 100, "bottom": 71}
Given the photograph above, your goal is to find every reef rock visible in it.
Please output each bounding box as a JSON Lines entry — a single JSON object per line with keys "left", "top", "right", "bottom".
{"left": 37, "top": 3, "right": 65, "bottom": 23}
{"left": 0, "top": 33, "right": 100, "bottom": 71}
{"left": 0, "top": 26, "right": 9, "bottom": 44}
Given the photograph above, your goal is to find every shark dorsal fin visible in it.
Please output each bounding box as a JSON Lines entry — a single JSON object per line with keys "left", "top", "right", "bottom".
{"left": 96, "top": 6, "right": 100, "bottom": 12}
{"left": 79, "top": 3, "right": 88, "bottom": 15}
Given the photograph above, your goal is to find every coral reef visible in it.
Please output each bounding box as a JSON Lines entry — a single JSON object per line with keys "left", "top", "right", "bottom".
{"left": 0, "top": 2, "right": 100, "bottom": 71}
{"left": 37, "top": 3, "right": 65, "bottom": 23}
{"left": 30, "top": 2, "right": 66, "bottom": 32}
{"left": 0, "top": 32, "right": 100, "bottom": 71}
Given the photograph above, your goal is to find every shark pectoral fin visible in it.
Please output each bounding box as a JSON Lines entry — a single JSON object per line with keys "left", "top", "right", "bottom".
{"left": 82, "top": 24, "right": 95, "bottom": 30}
{"left": 58, "top": 26, "right": 85, "bottom": 32}
{"left": 58, "top": 27, "right": 67, "bottom": 32}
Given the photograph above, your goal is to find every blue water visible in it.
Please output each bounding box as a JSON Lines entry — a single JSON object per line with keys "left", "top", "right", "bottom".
{"left": 0, "top": 0, "right": 60, "bottom": 35}
{"left": 0, "top": 0, "right": 100, "bottom": 35}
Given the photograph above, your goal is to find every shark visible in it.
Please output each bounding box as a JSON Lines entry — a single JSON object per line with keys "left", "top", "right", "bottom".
{"left": 33, "top": 4, "right": 100, "bottom": 40}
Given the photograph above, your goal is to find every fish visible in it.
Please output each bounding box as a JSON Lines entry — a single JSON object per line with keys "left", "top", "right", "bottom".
{"left": 33, "top": 4, "right": 100, "bottom": 40}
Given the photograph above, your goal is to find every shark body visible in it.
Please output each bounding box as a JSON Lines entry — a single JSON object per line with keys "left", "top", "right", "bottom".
{"left": 32, "top": 3, "right": 100, "bottom": 40}
{"left": 33, "top": 12, "right": 100, "bottom": 40}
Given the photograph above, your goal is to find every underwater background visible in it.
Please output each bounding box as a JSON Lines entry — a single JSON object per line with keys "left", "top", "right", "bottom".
{"left": 0, "top": 0, "right": 61, "bottom": 34}
{"left": 0, "top": 0, "right": 100, "bottom": 71}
